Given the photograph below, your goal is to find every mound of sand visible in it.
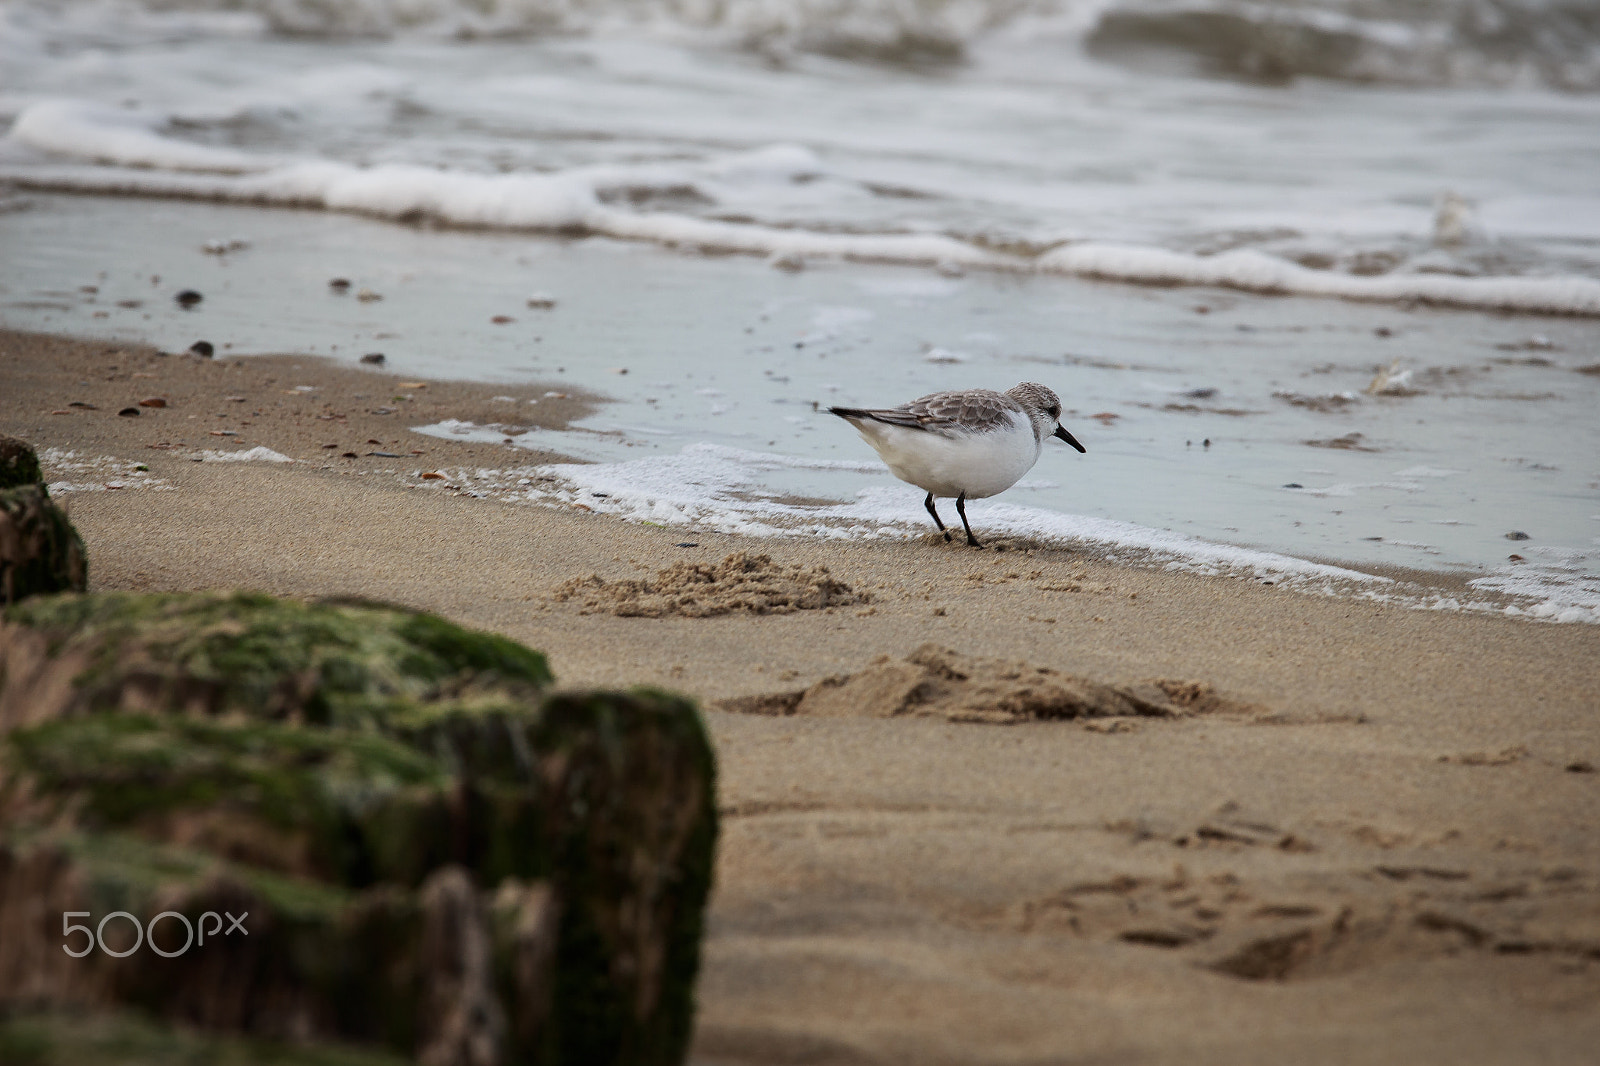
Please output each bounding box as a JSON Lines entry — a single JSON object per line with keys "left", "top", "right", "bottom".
{"left": 718, "top": 643, "right": 1259, "bottom": 723}
{"left": 552, "top": 551, "right": 866, "bottom": 618}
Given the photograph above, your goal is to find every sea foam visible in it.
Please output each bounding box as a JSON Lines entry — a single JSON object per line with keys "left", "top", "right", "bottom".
{"left": 5, "top": 98, "right": 1599, "bottom": 315}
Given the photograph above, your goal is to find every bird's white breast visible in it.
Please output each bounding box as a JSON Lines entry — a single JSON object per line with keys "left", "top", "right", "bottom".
{"left": 852, "top": 413, "right": 1040, "bottom": 499}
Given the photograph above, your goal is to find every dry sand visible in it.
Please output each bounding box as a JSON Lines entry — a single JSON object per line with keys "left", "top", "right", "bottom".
{"left": 4, "top": 328, "right": 1600, "bottom": 1065}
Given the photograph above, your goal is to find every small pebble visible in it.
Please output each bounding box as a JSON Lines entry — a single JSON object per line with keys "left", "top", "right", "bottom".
{"left": 175, "top": 289, "right": 203, "bottom": 308}
{"left": 138, "top": 397, "right": 167, "bottom": 408}
{"left": 322, "top": 443, "right": 338, "bottom": 449}
{"left": 329, "top": 278, "right": 351, "bottom": 293}
{"left": 1375, "top": 326, "right": 1392, "bottom": 337}
{"left": 68, "top": 401, "right": 97, "bottom": 409}
{"left": 1505, "top": 531, "right": 1531, "bottom": 541}
{"left": 491, "top": 315, "right": 514, "bottom": 324}
{"left": 341, "top": 451, "right": 358, "bottom": 458}
{"left": 360, "top": 352, "right": 385, "bottom": 365}
{"left": 1566, "top": 761, "right": 1594, "bottom": 774}
{"left": 356, "top": 288, "right": 382, "bottom": 302}
{"left": 526, "top": 293, "right": 557, "bottom": 310}
{"left": 189, "top": 340, "right": 214, "bottom": 357}
{"left": 368, "top": 451, "right": 401, "bottom": 458}
{"left": 118, "top": 407, "right": 141, "bottom": 417}
{"left": 1283, "top": 483, "right": 1303, "bottom": 489}
{"left": 420, "top": 472, "right": 445, "bottom": 480}
{"left": 675, "top": 542, "right": 699, "bottom": 548}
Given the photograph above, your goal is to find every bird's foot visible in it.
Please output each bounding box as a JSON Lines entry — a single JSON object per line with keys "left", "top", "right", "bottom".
{"left": 942, "top": 531, "right": 952, "bottom": 543}
{"left": 965, "top": 535, "right": 983, "bottom": 548}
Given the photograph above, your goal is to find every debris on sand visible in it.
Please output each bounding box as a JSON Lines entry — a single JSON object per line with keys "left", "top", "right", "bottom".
{"left": 718, "top": 644, "right": 1260, "bottom": 723}
{"left": 554, "top": 551, "right": 865, "bottom": 618}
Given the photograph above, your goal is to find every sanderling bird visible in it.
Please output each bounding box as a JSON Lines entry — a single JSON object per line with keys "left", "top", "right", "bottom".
{"left": 829, "top": 382, "right": 1086, "bottom": 548}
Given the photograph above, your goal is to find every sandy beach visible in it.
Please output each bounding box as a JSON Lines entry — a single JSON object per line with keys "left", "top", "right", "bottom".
{"left": 4, "top": 326, "right": 1599, "bottom": 1064}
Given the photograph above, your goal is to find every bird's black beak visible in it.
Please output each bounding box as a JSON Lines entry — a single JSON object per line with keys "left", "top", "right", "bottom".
{"left": 1053, "top": 424, "right": 1087, "bottom": 453}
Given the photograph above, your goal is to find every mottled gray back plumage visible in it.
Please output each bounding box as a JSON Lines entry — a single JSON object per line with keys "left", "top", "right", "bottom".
{"left": 829, "top": 388, "right": 1022, "bottom": 439}
{"left": 829, "top": 382, "right": 1062, "bottom": 442}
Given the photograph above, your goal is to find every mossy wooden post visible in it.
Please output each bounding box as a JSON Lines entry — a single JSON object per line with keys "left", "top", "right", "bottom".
{"left": 0, "top": 592, "right": 717, "bottom": 1066}
{"left": 0, "top": 485, "right": 88, "bottom": 605}
{"left": 0, "top": 435, "right": 44, "bottom": 491}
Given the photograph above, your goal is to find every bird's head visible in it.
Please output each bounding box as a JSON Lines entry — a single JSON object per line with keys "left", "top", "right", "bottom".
{"left": 1007, "top": 382, "right": 1086, "bottom": 453}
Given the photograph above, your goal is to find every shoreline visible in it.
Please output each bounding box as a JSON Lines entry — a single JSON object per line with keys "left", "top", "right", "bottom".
{"left": 7, "top": 182, "right": 1600, "bottom": 319}
{"left": 5, "top": 326, "right": 1600, "bottom": 1064}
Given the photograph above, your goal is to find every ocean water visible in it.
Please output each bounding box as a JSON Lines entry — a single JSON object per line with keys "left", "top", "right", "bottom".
{"left": 1, "top": 0, "right": 1597, "bottom": 620}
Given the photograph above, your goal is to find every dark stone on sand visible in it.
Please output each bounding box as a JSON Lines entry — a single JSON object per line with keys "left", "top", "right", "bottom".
{"left": 1566, "top": 761, "right": 1595, "bottom": 774}
{"left": 341, "top": 451, "right": 358, "bottom": 458}
{"left": 188, "top": 340, "right": 214, "bottom": 357}
{"left": 1504, "top": 531, "right": 1531, "bottom": 541}
{"left": 138, "top": 397, "right": 167, "bottom": 408}
{"left": 1283, "top": 483, "right": 1302, "bottom": 489}
{"left": 361, "top": 352, "right": 386, "bottom": 365}
{"left": 117, "top": 407, "right": 141, "bottom": 417}
{"left": 0, "top": 435, "right": 43, "bottom": 490}
{"left": 174, "top": 289, "right": 203, "bottom": 308}
{"left": 330, "top": 277, "right": 352, "bottom": 292}
{"left": 0, "top": 484, "right": 88, "bottom": 604}
{"left": 0, "top": 591, "right": 717, "bottom": 1066}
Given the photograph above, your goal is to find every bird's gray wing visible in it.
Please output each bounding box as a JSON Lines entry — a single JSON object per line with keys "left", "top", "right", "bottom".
{"left": 898, "top": 389, "right": 1022, "bottom": 435}
{"left": 831, "top": 389, "right": 1021, "bottom": 438}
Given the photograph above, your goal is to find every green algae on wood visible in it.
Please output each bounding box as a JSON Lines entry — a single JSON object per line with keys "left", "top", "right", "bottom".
{"left": 0, "top": 591, "right": 551, "bottom": 730}
{"left": 0, "top": 1008, "right": 413, "bottom": 1066}
{"left": 0, "top": 592, "right": 716, "bottom": 1066}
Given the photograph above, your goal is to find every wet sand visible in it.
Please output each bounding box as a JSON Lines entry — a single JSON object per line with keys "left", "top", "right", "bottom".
{"left": 4, "top": 328, "right": 1599, "bottom": 1065}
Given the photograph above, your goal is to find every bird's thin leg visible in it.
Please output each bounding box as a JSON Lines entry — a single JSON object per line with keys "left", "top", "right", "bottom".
{"left": 956, "top": 492, "right": 982, "bottom": 548}
{"left": 924, "top": 492, "right": 951, "bottom": 542}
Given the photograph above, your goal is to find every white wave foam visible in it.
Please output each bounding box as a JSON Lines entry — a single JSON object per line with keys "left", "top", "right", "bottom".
{"left": 393, "top": 440, "right": 1600, "bottom": 622}
{"left": 1038, "top": 244, "right": 1600, "bottom": 316}
{"left": 1471, "top": 546, "right": 1600, "bottom": 625}
{"left": 521, "top": 442, "right": 1385, "bottom": 581}
{"left": 9, "top": 100, "right": 268, "bottom": 174}
{"left": 199, "top": 446, "right": 295, "bottom": 462}
{"left": 6, "top": 100, "right": 1600, "bottom": 316}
